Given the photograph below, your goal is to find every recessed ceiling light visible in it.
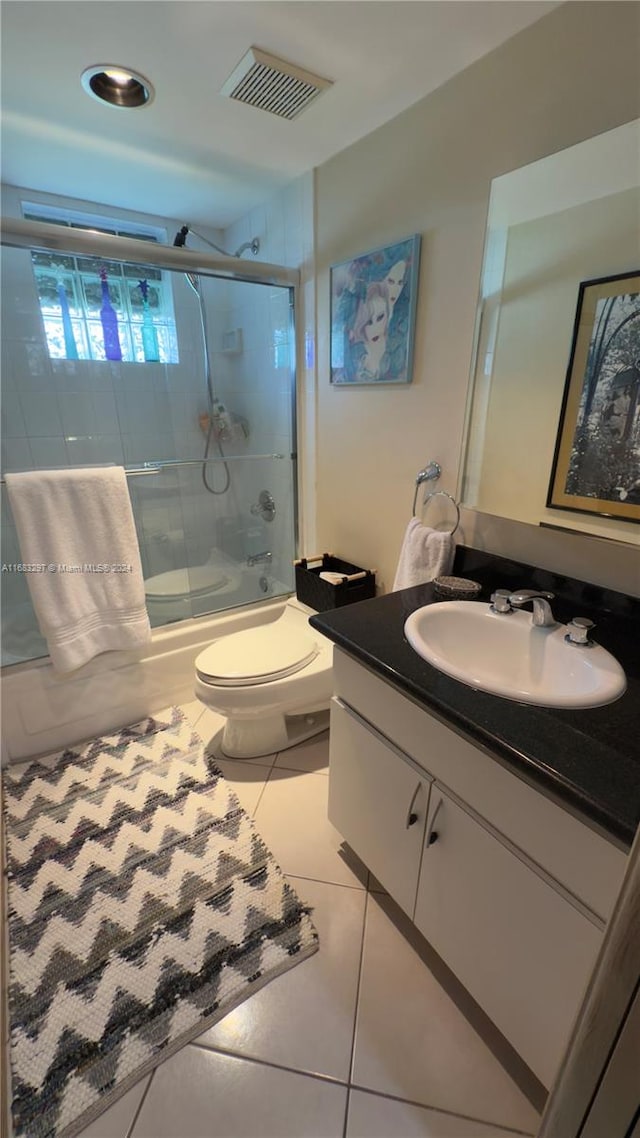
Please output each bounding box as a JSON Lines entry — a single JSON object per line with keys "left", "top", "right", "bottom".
{"left": 81, "top": 64, "right": 154, "bottom": 109}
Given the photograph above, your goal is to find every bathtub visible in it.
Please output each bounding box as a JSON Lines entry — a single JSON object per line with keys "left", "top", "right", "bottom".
{"left": 1, "top": 595, "right": 289, "bottom": 762}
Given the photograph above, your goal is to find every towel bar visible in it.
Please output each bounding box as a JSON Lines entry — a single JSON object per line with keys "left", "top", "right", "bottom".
{"left": 0, "top": 454, "right": 287, "bottom": 485}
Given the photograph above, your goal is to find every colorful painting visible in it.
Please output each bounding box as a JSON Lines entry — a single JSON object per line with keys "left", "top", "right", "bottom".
{"left": 547, "top": 271, "right": 640, "bottom": 523}
{"left": 330, "top": 235, "right": 421, "bottom": 384}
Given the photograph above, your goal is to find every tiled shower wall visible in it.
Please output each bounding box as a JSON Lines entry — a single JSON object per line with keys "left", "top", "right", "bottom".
{"left": 221, "top": 171, "right": 316, "bottom": 569}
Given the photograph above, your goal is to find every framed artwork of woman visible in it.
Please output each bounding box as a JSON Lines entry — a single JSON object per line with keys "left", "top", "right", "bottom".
{"left": 330, "top": 235, "right": 421, "bottom": 385}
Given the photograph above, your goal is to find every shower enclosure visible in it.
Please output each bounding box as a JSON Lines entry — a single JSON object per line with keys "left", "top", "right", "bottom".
{"left": 0, "top": 217, "right": 299, "bottom": 667}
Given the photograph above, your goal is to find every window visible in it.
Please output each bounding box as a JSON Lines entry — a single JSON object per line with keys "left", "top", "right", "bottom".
{"left": 23, "top": 204, "right": 179, "bottom": 364}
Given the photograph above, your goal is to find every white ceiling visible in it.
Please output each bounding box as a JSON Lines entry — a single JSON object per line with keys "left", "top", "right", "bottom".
{"left": 1, "top": 1, "right": 559, "bottom": 228}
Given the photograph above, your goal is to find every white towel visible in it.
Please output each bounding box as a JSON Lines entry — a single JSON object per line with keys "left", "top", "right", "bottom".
{"left": 393, "top": 518, "right": 454, "bottom": 590}
{"left": 5, "top": 467, "right": 151, "bottom": 672}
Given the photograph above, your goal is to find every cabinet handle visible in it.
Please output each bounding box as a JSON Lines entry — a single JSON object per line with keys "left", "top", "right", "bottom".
{"left": 405, "top": 782, "right": 422, "bottom": 829}
{"left": 425, "top": 796, "right": 444, "bottom": 848}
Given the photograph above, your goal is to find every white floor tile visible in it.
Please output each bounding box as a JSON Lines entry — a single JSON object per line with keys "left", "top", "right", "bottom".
{"left": 274, "top": 730, "right": 330, "bottom": 775}
{"left": 193, "top": 705, "right": 229, "bottom": 749}
{"left": 352, "top": 895, "right": 540, "bottom": 1134}
{"left": 253, "top": 768, "right": 368, "bottom": 889}
{"left": 178, "top": 700, "right": 206, "bottom": 729}
{"left": 346, "top": 1088, "right": 527, "bottom": 1138}
{"left": 211, "top": 757, "right": 270, "bottom": 816}
{"left": 197, "top": 878, "right": 366, "bottom": 1081}
{"left": 199, "top": 707, "right": 276, "bottom": 768}
{"left": 131, "top": 1045, "right": 347, "bottom": 1138}
{"left": 75, "top": 1077, "right": 151, "bottom": 1138}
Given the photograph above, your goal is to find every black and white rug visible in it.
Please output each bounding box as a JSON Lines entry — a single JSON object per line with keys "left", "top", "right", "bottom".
{"left": 2, "top": 707, "right": 318, "bottom": 1138}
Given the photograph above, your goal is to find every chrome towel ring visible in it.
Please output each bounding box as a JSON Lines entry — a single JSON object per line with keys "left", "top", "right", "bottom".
{"left": 423, "top": 489, "right": 460, "bottom": 536}
{"left": 411, "top": 461, "right": 441, "bottom": 515}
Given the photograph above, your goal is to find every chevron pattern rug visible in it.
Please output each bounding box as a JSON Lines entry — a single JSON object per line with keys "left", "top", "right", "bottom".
{"left": 2, "top": 707, "right": 318, "bottom": 1138}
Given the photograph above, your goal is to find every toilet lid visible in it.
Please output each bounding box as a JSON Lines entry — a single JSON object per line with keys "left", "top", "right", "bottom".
{"left": 145, "top": 563, "right": 230, "bottom": 601}
{"left": 195, "top": 624, "right": 319, "bottom": 686}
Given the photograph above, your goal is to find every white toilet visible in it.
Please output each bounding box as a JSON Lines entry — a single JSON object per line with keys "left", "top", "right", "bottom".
{"left": 194, "top": 597, "right": 333, "bottom": 759}
{"left": 145, "top": 550, "right": 252, "bottom": 622}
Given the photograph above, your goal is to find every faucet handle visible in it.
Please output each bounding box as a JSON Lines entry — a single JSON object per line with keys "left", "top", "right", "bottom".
{"left": 565, "top": 617, "right": 595, "bottom": 646}
{"left": 491, "top": 589, "right": 513, "bottom": 614}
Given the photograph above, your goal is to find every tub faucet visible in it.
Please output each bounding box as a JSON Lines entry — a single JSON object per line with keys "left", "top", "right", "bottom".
{"left": 508, "top": 590, "right": 556, "bottom": 627}
{"left": 247, "top": 551, "right": 272, "bottom": 567}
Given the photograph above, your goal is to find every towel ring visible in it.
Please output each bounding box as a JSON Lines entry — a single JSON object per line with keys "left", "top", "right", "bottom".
{"left": 423, "top": 490, "right": 460, "bottom": 536}
{"left": 411, "top": 461, "right": 441, "bottom": 515}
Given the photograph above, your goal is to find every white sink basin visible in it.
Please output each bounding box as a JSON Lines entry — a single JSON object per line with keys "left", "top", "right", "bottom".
{"left": 404, "top": 601, "right": 626, "bottom": 709}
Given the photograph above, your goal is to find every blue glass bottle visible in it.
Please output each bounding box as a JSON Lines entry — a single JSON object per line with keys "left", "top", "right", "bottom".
{"left": 138, "top": 279, "right": 159, "bottom": 362}
{"left": 99, "top": 267, "right": 123, "bottom": 361}
{"left": 57, "top": 279, "right": 79, "bottom": 359}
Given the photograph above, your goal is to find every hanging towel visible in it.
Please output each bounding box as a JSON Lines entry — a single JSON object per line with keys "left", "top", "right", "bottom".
{"left": 5, "top": 467, "right": 151, "bottom": 672}
{"left": 393, "top": 518, "right": 454, "bottom": 590}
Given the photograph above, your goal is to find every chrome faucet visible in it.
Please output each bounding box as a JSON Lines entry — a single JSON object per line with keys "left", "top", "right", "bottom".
{"left": 247, "top": 550, "right": 272, "bottom": 567}
{"left": 508, "top": 590, "right": 556, "bottom": 627}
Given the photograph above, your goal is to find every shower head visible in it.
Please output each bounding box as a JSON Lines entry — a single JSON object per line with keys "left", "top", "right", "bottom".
{"left": 233, "top": 238, "right": 260, "bottom": 258}
{"left": 172, "top": 225, "right": 260, "bottom": 259}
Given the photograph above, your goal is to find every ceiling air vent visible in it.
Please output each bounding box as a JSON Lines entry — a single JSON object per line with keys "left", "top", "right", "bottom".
{"left": 220, "top": 47, "right": 332, "bottom": 120}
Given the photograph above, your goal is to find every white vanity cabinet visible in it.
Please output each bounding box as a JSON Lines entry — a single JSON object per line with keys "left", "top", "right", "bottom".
{"left": 328, "top": 648, "right": 628, "bottom": 1089}
{"left": 413, "top": 787, "right": 602, "bottom": 1087}
{"left": 328, "top": 697, "right": 432, "bottom": 916}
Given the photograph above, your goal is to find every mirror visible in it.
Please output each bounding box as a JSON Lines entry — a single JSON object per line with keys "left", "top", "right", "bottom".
{"left": 461, "top": 119, "right": 640, "bottom": 545}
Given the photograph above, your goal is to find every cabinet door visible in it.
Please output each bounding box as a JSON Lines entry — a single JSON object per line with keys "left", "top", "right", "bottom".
{"left": 414, "top": 788, "right": 603, "bottom": 1088}
{"left": 328, "top": 698, "right": 431, "bottom": 915}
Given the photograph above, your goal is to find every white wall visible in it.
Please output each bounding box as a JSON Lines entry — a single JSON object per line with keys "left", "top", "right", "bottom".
{"left": 314, "top": 1, "right": 640, "bottom": 595}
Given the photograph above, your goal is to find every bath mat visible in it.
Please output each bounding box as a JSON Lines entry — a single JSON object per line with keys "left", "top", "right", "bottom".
{"left": 2, "top": 707, "right": 318, "bottom": 1138}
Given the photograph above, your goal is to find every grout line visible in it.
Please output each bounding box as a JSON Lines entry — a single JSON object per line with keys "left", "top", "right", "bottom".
{"left": 250, "top": 755, "right": 278, "bottom": 818}
{"left": 285, "top": 872, "right": 368, "bottom": 893}
{"left": 125, "top": 1069, "right": 155, "bottom": 1138}
{"left": 272, "top": 761, "right": 329, "bottom": 776}
{"left": 346, "top": 1083, "right": 539, "bottom": 1137}
{"left": 347, "top": 888, "right": 370, "bottom": 1087}
{"left": 342, "top": 1086, "right": 352, "bottom": 1138}
{"left": 188, "top": 1040, "right": 349, "bottom": 1090}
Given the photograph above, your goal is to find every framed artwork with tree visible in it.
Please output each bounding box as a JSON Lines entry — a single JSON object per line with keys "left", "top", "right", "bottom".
{"left": 547, "top": 271, "right": 640, "bottom": 523}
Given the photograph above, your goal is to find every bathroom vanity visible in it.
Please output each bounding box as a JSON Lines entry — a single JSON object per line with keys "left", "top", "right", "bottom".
{"left": 309, "top": 549, "right": 640, "bottom": 1090}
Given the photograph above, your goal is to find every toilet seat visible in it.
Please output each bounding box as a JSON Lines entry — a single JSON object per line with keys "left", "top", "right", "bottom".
{"left": 196, "top": 623, "right": 319, "bottom": 687}
{"left": 145, "top": 563, "right": 230, "bottom": 601}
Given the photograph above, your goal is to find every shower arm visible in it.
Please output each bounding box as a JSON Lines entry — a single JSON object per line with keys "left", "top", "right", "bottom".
{"left": 176, "top": 224, "right": 260, "bottom": 260}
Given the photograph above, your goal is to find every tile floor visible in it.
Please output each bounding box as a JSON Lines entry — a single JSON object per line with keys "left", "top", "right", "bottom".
{"left": 13, "top": 703, "right": 545, "bottom": 1138}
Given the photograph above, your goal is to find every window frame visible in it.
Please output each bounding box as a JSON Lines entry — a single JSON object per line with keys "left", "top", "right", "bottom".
{"left": 22, "top": 202, "right": 180, "bottom": 365}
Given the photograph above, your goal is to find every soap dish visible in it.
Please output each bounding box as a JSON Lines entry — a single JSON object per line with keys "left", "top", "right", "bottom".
{"left": 433, "top": 575, "right": 482, "bottom": 600}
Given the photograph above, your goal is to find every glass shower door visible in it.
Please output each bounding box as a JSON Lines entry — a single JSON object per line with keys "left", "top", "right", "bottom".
{"left": 1, "top": 237, "right": 298, "bottom": 664}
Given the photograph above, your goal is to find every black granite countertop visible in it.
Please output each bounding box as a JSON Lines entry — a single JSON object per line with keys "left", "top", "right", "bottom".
{"left": 309, "top": 548, "right": 640, "bottom": 848}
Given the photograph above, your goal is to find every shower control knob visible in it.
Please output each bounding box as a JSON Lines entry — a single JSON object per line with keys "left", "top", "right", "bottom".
{"left": 251, "top": 490, "right": 276, "bottom": 522}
